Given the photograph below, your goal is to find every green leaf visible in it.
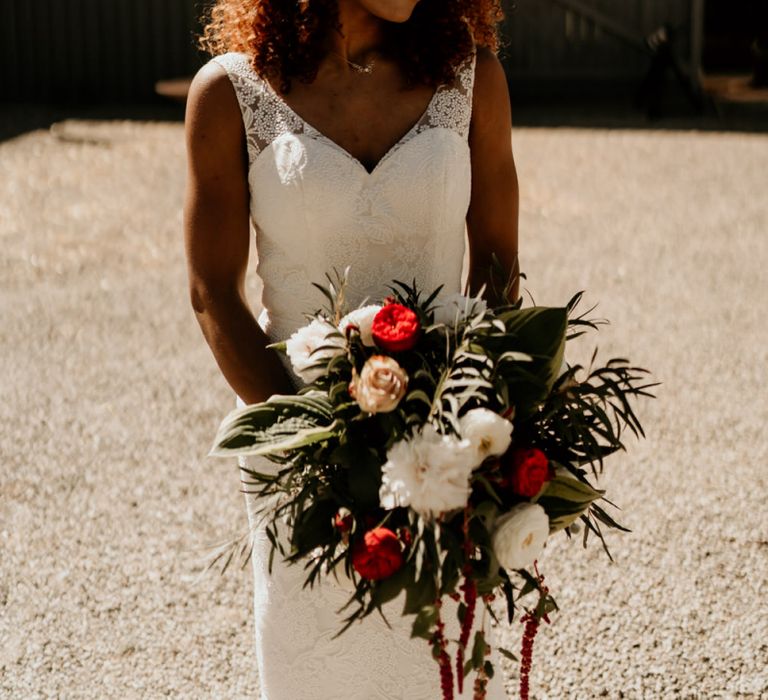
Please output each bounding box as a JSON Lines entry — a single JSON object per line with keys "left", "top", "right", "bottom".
{"left": 210, "top": 393, "right": 340, "bottom": 457}
{"left": 498, "top": 647, "right": 518, "bottom": 662}
{"left": 411, "top": 605, "right": 438, "bottom": 640}
{"left": 535, "top": 472, "right": 604, "bottom": 532}
{"left": 403, "top": 567, "right": 437, "bottom": 615}
{"left": 495, "top": 306, "right": 567, "bottom": 412}
{"left": 471, "top": 630, "right": 488, "bottom": 669}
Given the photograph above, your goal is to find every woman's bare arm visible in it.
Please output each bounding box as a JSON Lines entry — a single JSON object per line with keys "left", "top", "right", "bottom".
{"left": 184, "top": 63, "right": 294, "bottom": 404}
{"left": 466, "top": 48, "right": 520, "bottom": 305}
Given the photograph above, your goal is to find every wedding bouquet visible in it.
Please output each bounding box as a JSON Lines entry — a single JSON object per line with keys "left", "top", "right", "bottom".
{"left": 210, "top": 271, "right": 654, "bottom": 700}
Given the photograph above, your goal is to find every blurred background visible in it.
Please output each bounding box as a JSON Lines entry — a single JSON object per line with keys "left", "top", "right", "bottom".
{"left": 0, "top": 0, "right": 767, "bottom": 138}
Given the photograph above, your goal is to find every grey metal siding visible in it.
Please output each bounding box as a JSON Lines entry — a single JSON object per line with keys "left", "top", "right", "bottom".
{"left": 501, "top": 0, "right": 699, "bottom": 81}
{"left": 1, "top": 1, "right": 702, "bottom": 102}
{"left": 1, "top": 0, "right": 203, "bottom": 102}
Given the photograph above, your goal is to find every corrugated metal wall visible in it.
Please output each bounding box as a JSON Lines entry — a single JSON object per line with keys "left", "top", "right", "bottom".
{"left": 0, "top": 0, "right": 204, "bottom": 102}
{"left": 502, "top": 0, "right": 696, "bottom": 80}
{"left": 1, "top": 1, "right": 699, "bottom": 103}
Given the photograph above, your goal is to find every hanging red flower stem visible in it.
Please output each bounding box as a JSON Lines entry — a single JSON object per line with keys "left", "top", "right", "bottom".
{"left": 456, "top": 507, "right": 478, "bottom": 694}
{"left": 519, "top": 562, "right": 550, "bottom": 700}
{"left": 431, "top": 600, "right": 454, "bottom": 700}
{"left": 456, "top": 575, "right": 477, "bottom": 693}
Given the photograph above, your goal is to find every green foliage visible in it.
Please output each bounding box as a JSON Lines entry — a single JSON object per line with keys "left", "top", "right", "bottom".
{"left": 210, "top": 393, "right": 339, "bottom": 458}
{"left": 534, "top": 471, "right": 604, "bottom": 533}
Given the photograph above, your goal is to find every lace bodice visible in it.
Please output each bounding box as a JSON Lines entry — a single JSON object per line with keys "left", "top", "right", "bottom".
{"left": 212, "top": 51, "right": 506, "bottom": 699}
{"left": 212, "top": 51, "right": 476, "bottom": 348}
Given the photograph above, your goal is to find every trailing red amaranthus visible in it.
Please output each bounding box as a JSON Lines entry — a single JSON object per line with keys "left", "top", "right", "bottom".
{"left": 519, "top": 612, "right": 539, "bottom": 700}
{"left": 431, "top": 601, "right": 454, "bottom": 700}
{"left": 519, "top": 564, "right": 551, "bottom": 700}
{"left": 456, "top": 575, "right": 477, "bottom": 693}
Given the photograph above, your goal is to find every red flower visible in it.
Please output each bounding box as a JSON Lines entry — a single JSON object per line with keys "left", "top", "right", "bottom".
{"left": 398, "top": 527, "right": 413, "bottom": 548}
{"left": 371, "top": 303, "right": 421, "bottom": 352}
{"left": 333, "top": 508, "right": 353, "bottom": 533}
{"left": 505, "top": 448, "right": 551, "bottom": 498}
{"left": 352, "top": 527, "right": 404, "bottom": 580}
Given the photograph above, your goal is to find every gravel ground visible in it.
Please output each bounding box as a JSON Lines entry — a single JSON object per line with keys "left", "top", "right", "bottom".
{"left": 1, "top": 120, "right": 766, "bottom": 699}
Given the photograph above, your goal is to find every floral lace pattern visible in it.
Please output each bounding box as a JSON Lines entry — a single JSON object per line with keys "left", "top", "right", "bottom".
{"left": 217, "top": 50, "right": 506, "bottom": 699}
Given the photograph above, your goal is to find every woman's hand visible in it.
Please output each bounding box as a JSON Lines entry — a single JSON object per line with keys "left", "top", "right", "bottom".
{"left": 466, "top": 48, "right": 520, "bottom": 306}
{"left": 184, "top": 62, "right": 294, "bottom": 404}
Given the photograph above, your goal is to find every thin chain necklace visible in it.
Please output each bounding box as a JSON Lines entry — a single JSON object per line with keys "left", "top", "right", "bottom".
{"left": 333, "top": 51, "right": 376, "bottom": 75}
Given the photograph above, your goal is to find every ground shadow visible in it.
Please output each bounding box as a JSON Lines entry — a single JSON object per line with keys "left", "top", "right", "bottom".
{"left": 1, "top": 82, "right": 766, "bottom": 144}
{"left": 0, "top": 100, "right": 186, "bottom": 143}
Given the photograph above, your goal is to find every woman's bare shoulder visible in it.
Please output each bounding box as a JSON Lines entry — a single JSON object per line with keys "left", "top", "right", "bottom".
{"left": 473, "top": 48, "right": 510, "bottom": 107}
{"left": 185, "top": 60, "right": 243, "bottom": 149}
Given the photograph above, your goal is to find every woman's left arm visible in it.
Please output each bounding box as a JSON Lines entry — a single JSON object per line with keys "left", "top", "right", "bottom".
{"left": 466, "top": 48, "right": 520, "bottom": 305}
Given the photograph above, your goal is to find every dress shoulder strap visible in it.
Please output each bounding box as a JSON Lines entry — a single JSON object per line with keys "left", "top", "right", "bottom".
{"left": 210, "top": 52, "right": 304, "bottom": 164}
{"left": 418, "top": 48, "right": 477, "bottom": 141}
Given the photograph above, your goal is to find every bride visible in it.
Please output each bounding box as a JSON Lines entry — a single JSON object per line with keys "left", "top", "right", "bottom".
{"left": 184, "top": 0, "right": 519, "bottom": 697}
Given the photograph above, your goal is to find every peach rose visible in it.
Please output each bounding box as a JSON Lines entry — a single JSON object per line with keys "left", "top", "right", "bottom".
{"left": 349, "top": 355, "right": 408, "bottom": 414}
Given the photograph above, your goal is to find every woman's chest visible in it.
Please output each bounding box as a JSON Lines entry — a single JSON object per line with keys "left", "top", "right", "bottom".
{"left": 247, "top": 127, "right": 473, "bottom": 245}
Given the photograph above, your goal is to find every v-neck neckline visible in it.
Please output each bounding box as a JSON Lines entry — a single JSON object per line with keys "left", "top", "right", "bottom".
{"left": 259, "top": 75, "right": 441, "bottom": 176}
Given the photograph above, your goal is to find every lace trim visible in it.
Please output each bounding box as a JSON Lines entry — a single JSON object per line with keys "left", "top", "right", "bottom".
{"left": 211, "top": 50, "right": 477, "bottom": 166}
{"left": 212, "top": 53, "right": 306, "bottom": 165}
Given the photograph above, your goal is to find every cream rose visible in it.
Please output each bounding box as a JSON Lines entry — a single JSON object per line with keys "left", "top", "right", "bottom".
{"left": 458, "top": 408, "right": 513, "bottom": 467}
{"left": 349, "top": 355, "right": 408, "bottom": 414}
{"left": 492, "top": 503, "right": 549, "bottom": 571}
{"left": 338, "top": 305, "right": 382, "bottom": 347}
{"left": 285, "top": 318, "right": 345, "bottom": 384}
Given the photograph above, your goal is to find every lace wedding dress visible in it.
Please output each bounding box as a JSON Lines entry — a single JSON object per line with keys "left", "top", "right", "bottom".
{"left": 212, "top": 50, "right": 507, "bottom": 700}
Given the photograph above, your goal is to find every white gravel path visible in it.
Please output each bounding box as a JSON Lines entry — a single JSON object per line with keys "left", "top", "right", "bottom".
{"left": 1, "top": 120, "right": 766, "bottom": 699}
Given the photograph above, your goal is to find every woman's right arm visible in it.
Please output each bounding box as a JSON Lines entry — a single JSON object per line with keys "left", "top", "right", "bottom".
{"left": 183, "top": 63, "right": 294, "bottom": 404}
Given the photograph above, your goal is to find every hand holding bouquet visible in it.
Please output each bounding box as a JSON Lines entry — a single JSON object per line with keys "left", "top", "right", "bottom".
{"left": 211, "top": 271, "right": 654, "bottom": 699}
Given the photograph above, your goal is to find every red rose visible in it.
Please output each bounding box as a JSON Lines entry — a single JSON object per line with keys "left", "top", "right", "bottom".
{"left": 351, "top": 527, "right": 404, "bottom": 580}
{"left": 371, "top": 303, "right": 421, "bottom": 352}
{"left": 505, "top": 447, "right": 551, "bottom": 498}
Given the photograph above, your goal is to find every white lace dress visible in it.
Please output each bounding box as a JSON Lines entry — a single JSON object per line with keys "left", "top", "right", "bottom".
{"left": 211, "top": 50, "right": 507, "bottom": 700}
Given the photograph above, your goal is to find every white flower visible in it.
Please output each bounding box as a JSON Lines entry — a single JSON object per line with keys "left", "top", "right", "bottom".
{"left": 285, "top": 318, "right": 345, "bottom": 384}
{"left": 338, "top": 305, "right": 382, "bottom": 346}
{"left": 492, "top": 503, "right": 549, "bottom": 571}
{"left": 433, "top": 293, "right": 487, "bottom": 327}
{"left": 379, "top": 425, "right": 475, "bottom": 518}
{"left": 459, "top": 408, "right": 513, "bottom": 467}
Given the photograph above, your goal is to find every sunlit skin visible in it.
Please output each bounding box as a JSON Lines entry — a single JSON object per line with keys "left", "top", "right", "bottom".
{"left": 184, "top": 0, "right": 519, "bottom": 404}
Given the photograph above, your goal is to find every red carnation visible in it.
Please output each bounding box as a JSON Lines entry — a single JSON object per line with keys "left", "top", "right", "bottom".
{"left": 371, "top": 303, "right": 421, "bottom": 352}
{"left": 351, "top": 527, "right": 404, "bottom": 581}
{"left": 505, "top": 447, "right": 551, "bottom": 498}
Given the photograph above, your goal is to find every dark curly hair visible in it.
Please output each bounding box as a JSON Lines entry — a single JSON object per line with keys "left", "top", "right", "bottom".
{"left": 199, "top": 0, "right": 504, "bottom": 92}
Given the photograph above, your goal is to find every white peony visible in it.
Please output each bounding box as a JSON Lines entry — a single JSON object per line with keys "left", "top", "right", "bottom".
{"left": 285, "top": 318, "right": 345, "bottom": 384}
{"left": 459, "top": 408, "right": 513, "bottom": 467}
{"left": 379, "top": 425, "right": 476, "bottom": 518}
{"left": 433, "top": 293, "right": 487, "bottom": 327}
{"left": 338, "top": 305, "right": 382, "bottom": 346}
{"left": 492, "top": 503, "right": 549, "bottom": 571}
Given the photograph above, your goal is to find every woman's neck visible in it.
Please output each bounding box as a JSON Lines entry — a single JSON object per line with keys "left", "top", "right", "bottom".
{"left": 330, "top": 1, "right": 385, "bottom": 67}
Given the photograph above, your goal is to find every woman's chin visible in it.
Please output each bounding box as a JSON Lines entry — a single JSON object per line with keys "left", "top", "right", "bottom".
{"left": 362, "top": 0, "right": 419, "bottom": 24}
